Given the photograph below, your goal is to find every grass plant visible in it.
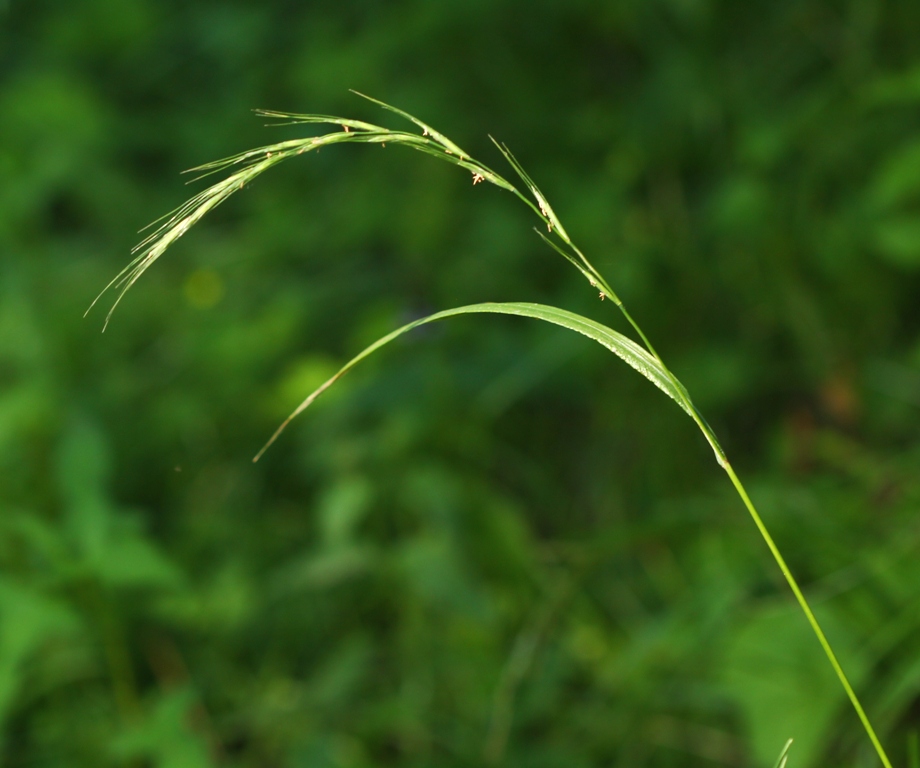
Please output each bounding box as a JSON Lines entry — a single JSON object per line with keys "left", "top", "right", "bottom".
{"left": 95, "top": 93, "right": 895, "bottom": 768}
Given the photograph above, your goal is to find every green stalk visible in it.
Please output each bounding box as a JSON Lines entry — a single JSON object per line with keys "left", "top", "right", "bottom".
{"left": 500, "top": 124, "right": 894, "bottom": 766}
{"left": 580, "top": 248, "right": 894, "bottom": 768}
{"left": 492, "top": 129, "right": 894, "bottom": 768}
{"left": 720, "top": 463, "right": 893, "bottom": 768}
{"left": 622, "top": 307, "right": 892, "bottom": 768}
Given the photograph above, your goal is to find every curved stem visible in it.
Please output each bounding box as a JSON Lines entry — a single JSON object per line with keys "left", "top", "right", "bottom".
{"left": 113, "top": 102, "right": 893, "bottom": 765}
{"left": 492, "top": 142, "right": 894, "bottom": 765}
{"left": 628, "top": 312, "right": 890, "bottom": 767}
{"left": 549, "top": 228, "right": 892, "bottom": 765}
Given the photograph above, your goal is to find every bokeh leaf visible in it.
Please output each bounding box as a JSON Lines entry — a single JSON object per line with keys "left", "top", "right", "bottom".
{"left": 110, "top": 687, "right": 215, "bottom": 768}
{"left": 0, "top": 580, "right": 81, "bottom": 726}
{"left": 724, "top": 601, "right": 866, "bottom": 768}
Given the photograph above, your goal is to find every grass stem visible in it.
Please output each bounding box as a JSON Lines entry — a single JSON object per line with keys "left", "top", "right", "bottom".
{"left": 721, "top": 462, "right": 893, "bottom": 768}
{"left": 106, "top": 94, "right": 896, "bottom": 767}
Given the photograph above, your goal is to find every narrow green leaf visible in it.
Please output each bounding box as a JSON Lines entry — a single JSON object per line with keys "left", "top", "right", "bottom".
{"left": 349, "top": 90, "right": 470, "bottom": 159}
{"left": 490, "top": 138, "right": 570, "bottom": 241}
{"left": 253, "top": 302, "right": 695, "bottom": 461}
{"left": 772, "top": 739, "right": 794, "bottom": 768}
{"left": 254, "top": 109, "right": 383, "bottom": 133}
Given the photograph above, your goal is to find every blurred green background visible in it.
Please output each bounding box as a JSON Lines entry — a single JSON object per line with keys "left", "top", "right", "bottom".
{"left": 2, "top": 1, "right": 920, "bottom": 766}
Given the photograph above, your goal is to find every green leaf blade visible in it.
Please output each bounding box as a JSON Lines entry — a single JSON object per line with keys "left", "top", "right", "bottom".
{"left": 254, "top": 302, "right": 695, "bottom": 461}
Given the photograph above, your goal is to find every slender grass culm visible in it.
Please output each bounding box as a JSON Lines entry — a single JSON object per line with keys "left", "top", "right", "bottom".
{"left": 93, "top": 93, "right": 895, "bottom": 768}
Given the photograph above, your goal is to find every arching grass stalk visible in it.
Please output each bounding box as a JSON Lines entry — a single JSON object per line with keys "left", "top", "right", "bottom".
{"left": 95, "top": 93, "right": 894, "bottom": 768}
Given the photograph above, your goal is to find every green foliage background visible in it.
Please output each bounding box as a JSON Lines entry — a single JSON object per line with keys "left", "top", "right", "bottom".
{"left": 2, "top": 1, "right": 920, "bottom": 766}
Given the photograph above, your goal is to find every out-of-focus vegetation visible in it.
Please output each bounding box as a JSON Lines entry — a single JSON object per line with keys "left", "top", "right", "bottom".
{"left": 2, "top": 1, "right": 920, "bottom": 766}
